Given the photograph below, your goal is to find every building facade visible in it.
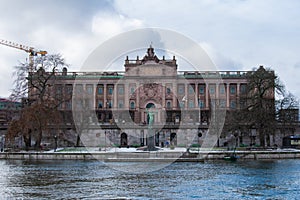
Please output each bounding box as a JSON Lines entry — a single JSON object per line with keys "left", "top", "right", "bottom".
{"left": 24, "top": 46, "right": 299, "bottom": 148}
{"left": 0, "top": 98, "right": 21, "bottom": 130}
{"left": 29, "top": 46, "right": 294, "bottom": 148}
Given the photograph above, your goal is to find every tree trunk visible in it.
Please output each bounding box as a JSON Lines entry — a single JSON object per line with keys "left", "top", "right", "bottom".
{"left": 76, "top": 135, "right": 81, "bottom": 147}
{"left": 259, "top": 129, "right": 265, "bottom": 147}
{"left": 34, "top": 130, "right": 43, "bottom": 150}
{"left": 23, "top": 130, "right": 32, "bottom": 151}
{"left": 266, "top": 134, "right": 270, "bottom": 147}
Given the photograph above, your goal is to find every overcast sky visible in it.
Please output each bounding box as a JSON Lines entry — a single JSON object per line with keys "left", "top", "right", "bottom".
{"left": 1, "top": 0, "right": 300, "bottom": 98}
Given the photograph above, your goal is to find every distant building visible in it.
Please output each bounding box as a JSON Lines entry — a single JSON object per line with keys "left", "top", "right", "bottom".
{"left": 0, "top": 98, "right": 21, "bottom": 133}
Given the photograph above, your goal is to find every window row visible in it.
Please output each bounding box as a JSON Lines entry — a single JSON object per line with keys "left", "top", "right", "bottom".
{"left": 56, "top": 83, "right": 247, "bottom": 97}
{"left": 96, "top": 100, "right": 137, "bottom": 109}
{"left": 168, "top": 83, "right": 247, "bottom": 96}
{"left": 60, "top": 99, "right": 240, "bottom": 110}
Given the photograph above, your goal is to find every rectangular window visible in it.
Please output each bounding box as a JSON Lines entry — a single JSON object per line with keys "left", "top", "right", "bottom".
{"left": 199, "top": 84, "right": 205, "bottom": 95}
{"left": 118, "top": 100, "right": 124, "bottom": 108}
{"left": 76, "top": 84, "right": 83, "bottom": 93}
{"left": 230, "top": 100, "right": 236, "bottom": 109}
{"left": 199, "top": 100, "right": 205, "bottom": 108}
{"left": 66, "top": 85, "right": 73, "bottom": 95}
{"left": 56, "top": 85, "right": 62, "bottom": 95}
{"left": 98, "top": 100, "right": 103, "bottom": 108}
{"left": 240, "top": 84, "right": 247, "bottom": 94}
{"left": 188, "top": 100, "right": 194, "bottom": 108}
{"left": 66, "top": 100, "right": 72, "bottom": 110}
{"left": 108, "top": 100, "right": 113, "bottom": 108}
{"left": 179, "top": 102, "right": 184, "bottom": 108}
{"left": 108, "top": 87, "right": 114, "bottom": 95}
{"left": 118, "top": 85, "right": 124, "bottom": 95}
{"left": 188, "top": 84, "right": 195, "bottom": 94}
{"left": 219, "top": 84, "right": 225, "bottom": 94}
{"left": 86, "top": 85, "right": 93, "bottom": 94}
{"left": 98, "top": 86, "right": 103, "bottom": 95}
{"left": 210, "top": 99, "right": 216, "bottom": 108}
{"left": 178, "top": 84, "right": 185, "bottom": 95}
{"left": 230, "top": 85, "right": 236, "bottom": 95}
{"left": 219, "top": 99, "right": 226, "bottom": 108}
{"left": 76, "top": 99, "right": 83, "bottom": 109}
{"left": 130, "top": 87, "right": 135, "bottom": 95}
{"left": 209, "top": 85, "right": 215, "bottom": 94}
{"left": 86, "top": 99, "right": 93, "bottom": 109}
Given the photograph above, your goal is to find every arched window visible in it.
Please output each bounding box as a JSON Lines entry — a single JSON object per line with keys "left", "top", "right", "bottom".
{"left": 130, "top": 101, "right": 135, "bottom": 109}
{"left": 166, "top": 101, "right": 171, "bottom": 109}
{"left": 166, "top": 87, "right": 171, "bottom": 94}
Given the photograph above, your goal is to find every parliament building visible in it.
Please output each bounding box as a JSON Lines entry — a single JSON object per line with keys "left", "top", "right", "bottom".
{"left": 36, "top": 46, "right": 287, "bottom": 148}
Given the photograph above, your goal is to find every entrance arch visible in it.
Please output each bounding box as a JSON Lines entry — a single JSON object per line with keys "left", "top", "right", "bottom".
{"left": 120, "top": 132, "right": 128, "bottom": 147}
{"left": 146, "top": 103, "right": 155, "bottom": 109}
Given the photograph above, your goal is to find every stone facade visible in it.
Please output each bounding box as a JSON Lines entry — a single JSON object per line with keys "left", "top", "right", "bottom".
{"left": 28, "top": 46, "right": 298, "bottom": 148}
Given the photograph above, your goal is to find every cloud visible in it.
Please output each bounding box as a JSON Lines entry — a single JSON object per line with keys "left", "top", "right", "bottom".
{"left": 200, "top": 42, "right": 243, "bottom": 71}
{"left": 0, "top": 0, "right": 144, "bottom": 96}
{"left": 1, "top": 0, "right": 300, "bottom": 99}
{"left": 113, "top": 0, "right": 300, "bottom": 98}
{"left": 92, "top": 12, "right": 143, "bottom": 38}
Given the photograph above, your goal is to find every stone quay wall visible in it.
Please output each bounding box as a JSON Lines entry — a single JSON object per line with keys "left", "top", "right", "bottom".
{"left": 1, "top": 150, "right": 300, "bottom": 162}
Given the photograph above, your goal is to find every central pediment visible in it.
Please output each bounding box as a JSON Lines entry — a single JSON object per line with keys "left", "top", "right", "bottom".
{"left": 124, "top": 45, "right": 177, "bottom": 77}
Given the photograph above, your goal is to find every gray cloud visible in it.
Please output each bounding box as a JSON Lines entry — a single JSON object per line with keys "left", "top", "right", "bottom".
{"left": 1, "top": 0, "right": 300, "bottom": 99}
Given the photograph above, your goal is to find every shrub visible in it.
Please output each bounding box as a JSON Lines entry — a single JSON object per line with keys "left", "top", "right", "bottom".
{"left": 190, "top": 144, "right": 201, "bottom": 148}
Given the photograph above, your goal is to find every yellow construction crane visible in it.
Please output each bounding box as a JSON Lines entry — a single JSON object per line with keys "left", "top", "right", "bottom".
{"left": 0, "top": 39, "right": 47, "bottom": 72}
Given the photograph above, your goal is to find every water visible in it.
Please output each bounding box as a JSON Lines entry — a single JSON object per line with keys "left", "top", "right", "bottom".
{"left": 0, "top": 159, "right": 299, "bottom": 199}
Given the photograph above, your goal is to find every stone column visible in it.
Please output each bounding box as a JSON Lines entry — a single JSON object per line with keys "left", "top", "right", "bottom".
{"left": 162, "top": 83, "right": 166, "bottom": 108}
{"left": 104, "top": 84, "right": 107, "bottom": 108}
{"left": 83, "top": 84, "right": 87, "bottom": 108}
{"left": 94, "top": 84, "right": 97, "bottom": 109}
{"left": 173, "top": 83, "right": 177, "bottom": 109}
{"left": 136, "top": 83, "right": 141, "bottom": 122}
{"left": 216, "top": 83, "right": 219, "bottom": 100}
{"left": 124, "top": 83, "right": 129, "bottom": 109}
{"left": 162, "top": 83, "right": 166, "bottom": 124}
{"left": 136, "top": 83, "right": 140, "bottom": 110}
{"left": 113, "top": 84, "right": 117, "bottom": 109}
{"left": 205, "top": 83, "right": 209, "bottom": 109}
{"left": 185, "top": 83, "right": 188, "bottom": 109}
{"left": 226, "top": 83, "right": 230, "bottom": 108}
{"left": 195, "top": 83, "right": 198, "bottom": 108}
{"left": 237, "top": 83, "right": 240, "bottom": 109}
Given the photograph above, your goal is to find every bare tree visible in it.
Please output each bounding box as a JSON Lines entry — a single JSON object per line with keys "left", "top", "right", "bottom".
{"left": 7, "top": 54, "right": 69, "bottom": 150}
{"left": 72, "top": 87, "right": 95, "bottom": 147}
{"left": 276, "top": 92, "right": 299, "bottom": 137}
{"left": 242, "top": 66, "right": 283, "bottom": 147}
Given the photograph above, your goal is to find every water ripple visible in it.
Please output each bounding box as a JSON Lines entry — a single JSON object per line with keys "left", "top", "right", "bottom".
{"left": 0, "top": 160, "right": 300, "bottom": 199}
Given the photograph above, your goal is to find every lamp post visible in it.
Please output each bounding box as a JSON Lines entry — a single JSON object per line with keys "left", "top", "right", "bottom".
{"left": 54, "top": 135, "right": 57, "bottom": 152}
{"left": 104, "top": 131, "right": 107, "bottom": 152}
{"left": 198, "top": 130, "right": 202, "bottom": 154}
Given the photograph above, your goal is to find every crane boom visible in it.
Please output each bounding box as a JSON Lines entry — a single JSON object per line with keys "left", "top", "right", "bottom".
{"left": 0, "top": 39, "right": 33, "bottom": 53}
{"left": 0, "top": 39, "right": 48, "bottom": 71}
